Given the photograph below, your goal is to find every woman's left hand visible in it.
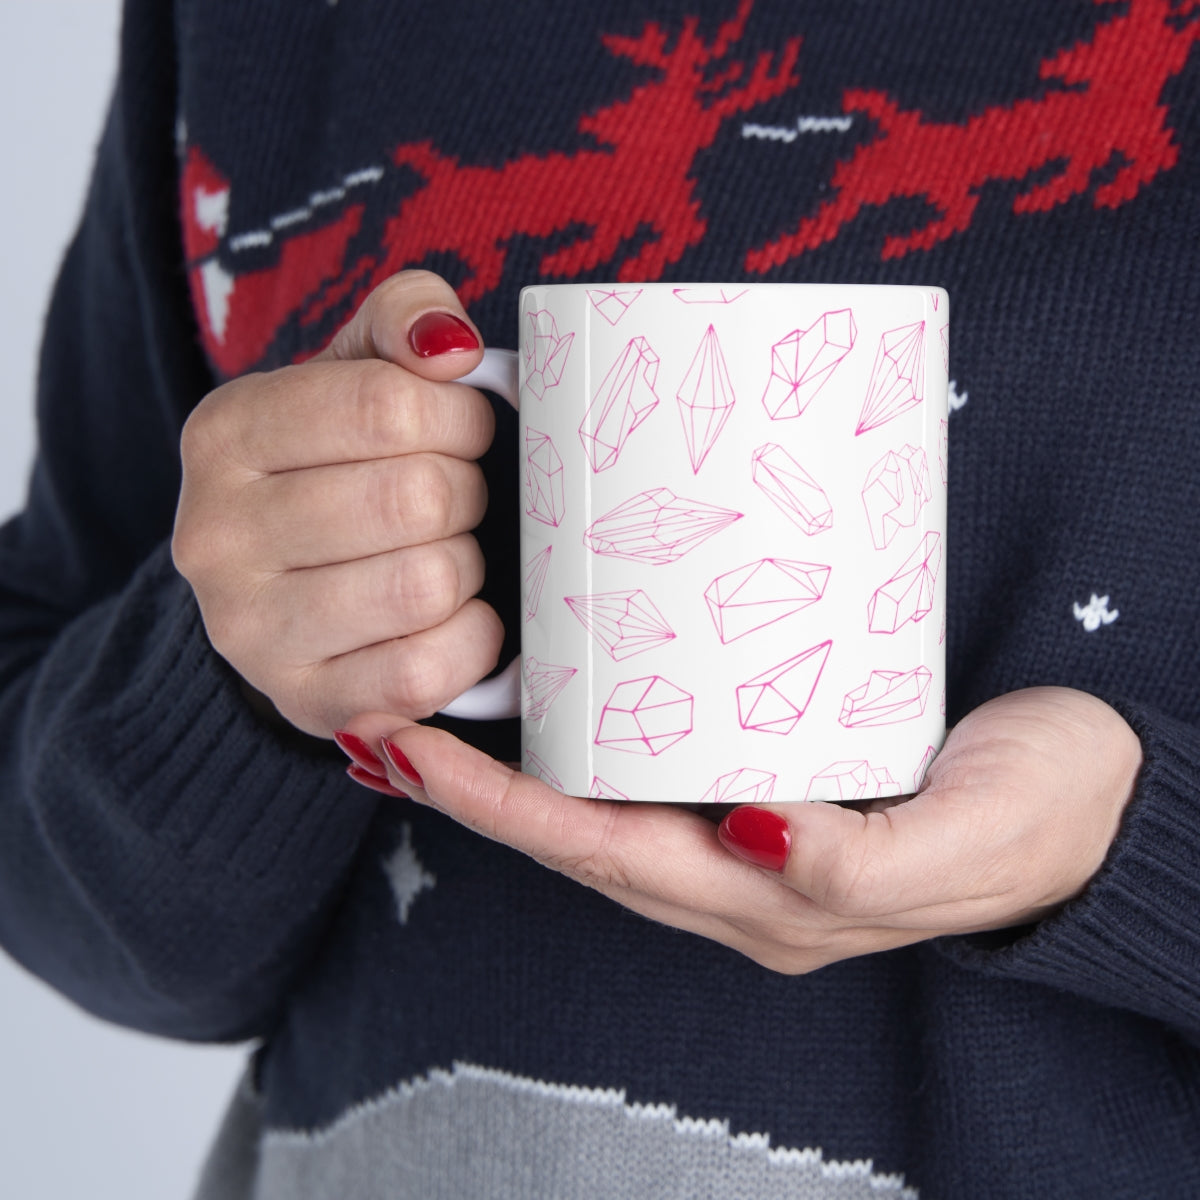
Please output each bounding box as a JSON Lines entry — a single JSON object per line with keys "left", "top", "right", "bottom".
{"left": 340, "top": 686, "right": 1142, "bottom": 973}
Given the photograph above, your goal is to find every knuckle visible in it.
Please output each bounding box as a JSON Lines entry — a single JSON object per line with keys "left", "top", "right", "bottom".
{"left": 383, "top": 638, "right": 448, "bottom": 718}
{"left": 352, "top": 360, "right": 421, "bottom": 447}
{"left": 394, "top": 546, "right": 461, "bottom": 628}
{"left": 388, "top": 456, "right": 452, "bottom": 540}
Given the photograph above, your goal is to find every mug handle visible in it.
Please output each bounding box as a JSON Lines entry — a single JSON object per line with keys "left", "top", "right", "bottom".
{"left": 437, "top": 348, "right": 522, "bottom": 720}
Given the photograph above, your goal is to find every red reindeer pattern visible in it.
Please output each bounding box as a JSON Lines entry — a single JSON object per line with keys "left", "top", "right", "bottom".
{"left": 746, "top": 0, "right": 1200, "bottom": 270}
{"left": 363, "top": 0, "right": 800, "bottom": 306}
{"left": 181, "top": 0, "right": 1197, "bottom": 379}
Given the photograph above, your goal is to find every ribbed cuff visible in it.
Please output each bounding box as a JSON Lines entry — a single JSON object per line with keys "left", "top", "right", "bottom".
{"left": 937, "top": 700, "right": 1200, "bottom": 1037}
{"left": 43, "top": 543, "right": 374, "bottom": 886}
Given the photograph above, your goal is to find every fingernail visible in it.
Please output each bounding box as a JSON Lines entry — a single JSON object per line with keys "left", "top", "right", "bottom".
{"left": 333, "top": 730, "right": 387, "bottom": 777}
{"left": 380, "top": 737, "right": 424, "bottom": 790}
{"left": 718, "top": 807, "right": 791, "bottom": 872}
{"left": 408, "top": 311, "right": 480, "bottom": 358}
{"left": 346, "top": 764, "right": 410, "bottom": 799}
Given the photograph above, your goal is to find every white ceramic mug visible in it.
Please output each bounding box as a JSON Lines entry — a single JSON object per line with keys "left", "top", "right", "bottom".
{"left": 447, "top": 282, "right": 948, "bottom": 803}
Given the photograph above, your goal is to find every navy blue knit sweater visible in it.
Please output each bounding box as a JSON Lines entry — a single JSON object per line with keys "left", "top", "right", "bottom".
{"left": 2, "top": 0, "right": 1199, "bottom": 1196}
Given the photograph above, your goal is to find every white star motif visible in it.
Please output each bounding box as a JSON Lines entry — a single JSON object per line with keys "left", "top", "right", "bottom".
{"left": 382, "top": 823, "right": 436, "bottom": 925}
{"left": 1073, "top": 594, "right": 1119, "bottom": 632}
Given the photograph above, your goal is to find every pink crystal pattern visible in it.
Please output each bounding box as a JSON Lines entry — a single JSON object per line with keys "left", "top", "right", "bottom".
{"left": 587, "top": 288, "right": 643, "bottom": 326}
{"left": 856, "top": 321, "right": 926, "bottom": 435}
{"left": 677, "top": 325, "right": 736, "bottom": 472}
{"left": 564, "top": 589, "right": 675, "bottom": 660}
{"left": 672, "top": 287, "right": 747, "bottom": 304}
{"left": 522, "top": 309, "right": 574, "bottom": 400}
{"left": 861, "top": 445, "right": 932, "bottom": 550}
{"left": 806, "top": 760, "right": 899, "bottom": 801}
{"left": 523, "top": 545, "right": 553, "bottom": 622}
{"left": 839, "top": 666, "right": 932, "bottom": 728}
{"left": 589, "top": 777, "right": 630, "bottom": 801}
{"left": 761, "top": 308, "right": 857, "bottom": 420}
{"left": 595, "top": 676, "right": 694, "bottom": 755}
{"left": 704, "top": 558, "right": 831, "bottom": 643}
{"left": 580, "top": 336, "right": 661, "bottom": 472}
{"left": 584, "top": 487, "right": 741, "bottom": 564}
{"left": 699, "top": 768, "right": 778, "bottom": 805}
{"left": 524, "top": 428, "right": 565, "bottom": 527}
{"left": 751, "top": 444, "right": 833, "bottom": 536}
{"left": 522, "top": 657, "right": 577, "bottom": 721}
{"left": 524, "top": 750, "right": 563, "bottom": 791}
{"left": 914, "top": 745, "right": 938, "bottom": 792}
{"left": 939, "top": 418, "right": 948, "bottom": 488}
{"left": 939, "top": 324, "right": 949, "bottom": 373}
{"left": 867, "top": 532, "right": 941, "bottom": 634}
{"left": 736, "top": 640, "right": 832, "bottom": 735}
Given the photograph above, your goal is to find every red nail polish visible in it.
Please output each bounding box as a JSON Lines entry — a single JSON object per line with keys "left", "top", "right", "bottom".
{"left": 408, "top": 311, "right": 480, "bottom": 358}
{"left": 346, "top": 764, "right": 410, "bottom": 799}
{"left": 333, "top": 730, "right": 387, "bottom": 777}
{"left": 718, "top": 807, "right": 791, "bottom": 872}
{"left": 380, "top": 737, "right": 425, "bottom": 789}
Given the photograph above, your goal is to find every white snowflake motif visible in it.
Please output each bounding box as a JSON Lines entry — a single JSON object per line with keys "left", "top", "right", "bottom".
{"left": 948, "top": 379, "right": 969, "bottom": 411}
{"left": 382, "top": 823, "right": 436, "bottom": 925}
{"left": 1073, "top": 593, "right": 1119, "bottom": 632}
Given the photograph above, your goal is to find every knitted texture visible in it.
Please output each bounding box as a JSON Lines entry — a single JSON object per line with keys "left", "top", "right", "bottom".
{"left": 2, "top": 1, "right": 1199, "bottom": 1196}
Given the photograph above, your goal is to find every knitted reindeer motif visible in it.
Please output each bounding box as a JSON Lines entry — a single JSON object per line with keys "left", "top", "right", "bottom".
{"left": 368, "top": 0, "right": 800, "bottom": 303}
{"left": 746, "top": 0, "right": 1200, "bottom": 270}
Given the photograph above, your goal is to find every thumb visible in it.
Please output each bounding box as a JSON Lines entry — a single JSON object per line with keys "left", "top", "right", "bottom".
{"left": 315, "top": 269, "right": 484, "bottom": 380}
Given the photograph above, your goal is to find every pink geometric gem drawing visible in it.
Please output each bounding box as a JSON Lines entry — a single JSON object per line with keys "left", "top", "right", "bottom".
{"left": 584, "top": 487, "right": 742, "bottom": 564}
{"left": 839, "top": 666, "right": 932, "bottom": 728}
{"left": 939, "top": 418, "right": 949, "bottom": 487}
{"left": 699, "top": 768, "right": 777, "bottom": 805}
{"left": 704, "top": 558, "right": 831, "bottom": 643}
{"left": 524, "top": 428, "right": 565, "bottom": 527}
{"left": 523, "top": 545, "right": 553, "bottom": 622}
{"left": 751, "top": 444, "right": 834, "bottom": 536}
{"left": 672, "top": 286, "right": 747, "bottom": 304}
{"left": 867, "top": 532, "right": 941, "bottom": 634}
{"left": 806, "top": 760, "right": 899, "bottom": 801}
{"left": 564, "top": 589, "right": 676, "bottom": 660}
{"left": 736, "top": 640, "right": 832, "bottom": 735}
{"left": 589, "top": 777, "right": 630, "bottom": 801}
{"left": 579, "top": 336, "right": 661, "bottom": 472}
{"left": 677, "top": 325, "right": 736, "bottom": 472}
{"left": 939, "top": 324, "right": 949, "bottom": 373}
{"left": 595, "top": 676, "right": 694, "bottom": 756}
{"left": 761, "top": 308, "right": 857, "bottom": 420}
{"left": 856, "top": 321, "right": 926, "bottom": 435}
{"left": 522, "top": 657, "right": 577, "bottom": 721}
{"left": 861, "top": 444, "right": 932, "bottom": 550}
{"left": 522, "top": 309, "right": 574, "bottom": 400}
{"left": 914, "top": 745, "right": 938, "bottom": 792}
{"left": 587, "top": 288, "right": 643, "bottom": 326}
{"left": 524, "top": 750, "right": 563, "bottom": 792}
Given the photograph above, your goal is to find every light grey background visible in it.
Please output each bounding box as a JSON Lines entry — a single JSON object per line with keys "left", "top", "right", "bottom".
{"left": 0, "top": 3, "right": 245, "bottom": 1196}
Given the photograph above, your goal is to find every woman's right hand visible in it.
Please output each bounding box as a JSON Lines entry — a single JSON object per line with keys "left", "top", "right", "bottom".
{"left": 172, "top": 270, "right": 503, "bottom": 738}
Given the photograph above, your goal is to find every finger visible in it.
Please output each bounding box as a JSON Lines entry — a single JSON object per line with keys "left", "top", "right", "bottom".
{"left": 192, "top": 361, "right": 496, "bottom": 477}
{"left": 315, "top": 269, "right": 485, "bottom": 382}
{"left": 240, "top": 454, "right": 488, "bottom": 568}
{"left": 251, "top": 533, "right": 486, "bottom": 662}
{"left": 728, "top": 788, "right": 996, "bottom": 927}
{"left": 368, "top": 722, "right": 793, "bottom": 920}
{"left": 306, "top": 597, "right": 505, "bottom": 727}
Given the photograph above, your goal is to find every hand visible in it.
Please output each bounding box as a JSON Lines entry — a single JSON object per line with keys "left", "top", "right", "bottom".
{"left": 172, "top": 271, "right": 503, "bottom": 737}
{"left": 341, "top": 687, "right": 1142, "bottom": 973}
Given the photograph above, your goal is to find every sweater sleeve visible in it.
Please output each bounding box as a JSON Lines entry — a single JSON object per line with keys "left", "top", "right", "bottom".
{"left": 0, "top": 0, "right": 377, "bottom": 1042}
{"left": 936, "top": 700, "right": 1200, "bottom": 1043}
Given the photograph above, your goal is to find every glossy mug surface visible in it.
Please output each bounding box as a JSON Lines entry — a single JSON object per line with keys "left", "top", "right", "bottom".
{"left": 459, "top": 282, "right": 948, "bottom": 804}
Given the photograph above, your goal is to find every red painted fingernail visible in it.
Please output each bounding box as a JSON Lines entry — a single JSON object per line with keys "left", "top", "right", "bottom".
{"left": 380, "top": 737, "right": 425, "bottom": 789}
{"left": 718, "top": 807, "right": 791, "bottom": 872}
{"left": 346, "top": 764, "right": 410, "bottom": 799}
{"left": 333, "top": 730, "right": 387, "bottom": 777}
{"left": 408, "top": 311, "right": 480, "bottom": 358}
